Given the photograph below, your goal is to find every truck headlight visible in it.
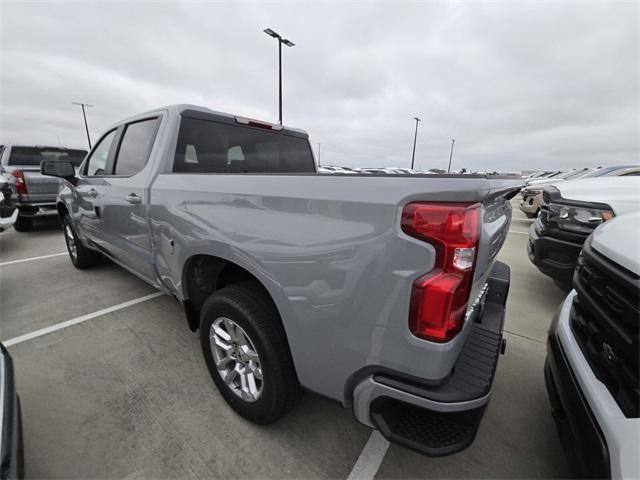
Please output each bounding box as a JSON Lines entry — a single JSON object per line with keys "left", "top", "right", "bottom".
{"left": 549, "top": 203, "right": 614, "bottom": 234}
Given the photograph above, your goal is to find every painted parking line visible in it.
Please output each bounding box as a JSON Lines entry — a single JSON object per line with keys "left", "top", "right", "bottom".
{"left": 347, "top": 431, "right": 390, "bottom": 480}
{"left": 509, "top": 230, "right": 529, "bottom": 235}
{"left": 0, "top": 252, "right": 67, "bottom": 267}
{"left": 3, "top": 292, "right": 163, "bottom": 347}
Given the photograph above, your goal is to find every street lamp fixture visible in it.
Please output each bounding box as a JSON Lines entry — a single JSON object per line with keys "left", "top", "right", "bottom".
{"left": 263, "top": 28, "right": 295, "bottom": 124}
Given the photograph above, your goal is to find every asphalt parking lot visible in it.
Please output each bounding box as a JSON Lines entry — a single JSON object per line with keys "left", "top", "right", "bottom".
{"left": 0, "top": 201, "right": 573, "bottom": 479}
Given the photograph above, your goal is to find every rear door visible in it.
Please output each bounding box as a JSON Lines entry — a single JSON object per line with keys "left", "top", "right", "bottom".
{"left": 99, "top": 116, "right": 160, "bottom": 282}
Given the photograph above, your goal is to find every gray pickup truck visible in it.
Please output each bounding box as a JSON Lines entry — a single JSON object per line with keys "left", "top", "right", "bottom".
{"left": 42, "top": 104, "right": 521, "bottom": 456}
{"left": 0, "top": 145, "right": 87, "bottom": 231}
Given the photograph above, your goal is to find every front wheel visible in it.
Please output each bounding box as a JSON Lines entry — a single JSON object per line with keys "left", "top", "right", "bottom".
{"left": 63, "top": 216, "right": 100, "bottom": 269}
{"left": 199, "top": 282, "right": 299, "bottom": 424}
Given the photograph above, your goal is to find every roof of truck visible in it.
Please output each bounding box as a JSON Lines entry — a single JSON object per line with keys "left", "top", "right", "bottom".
{"left": 119, "top": 104, "right": 309, "bottom": 138}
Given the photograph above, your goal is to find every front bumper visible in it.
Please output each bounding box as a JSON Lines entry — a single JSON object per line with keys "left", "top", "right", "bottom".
{"left": 527, "top": 223, "right": 582, "bottom": 284}
{"left": 352, "top": 261, "right": 510, "bottom": 457}
{"left": 0, "top": 345, "right": 24, "bottom": 479}
{"left": 546, "top": 292, "right": 640, "bottom": 480}
{"left": 0, "top": 209, "right": 18, "bottom": 232}
{"left": 545, "top": 296, "right": 610, "bottom": 478}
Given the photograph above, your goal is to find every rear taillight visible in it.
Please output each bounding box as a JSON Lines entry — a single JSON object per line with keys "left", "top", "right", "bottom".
{"left": 12, "top": 170, "right": 27, "bottom": 195}
{"left": 401, "top": 203, "right": 481, "bottom": 342}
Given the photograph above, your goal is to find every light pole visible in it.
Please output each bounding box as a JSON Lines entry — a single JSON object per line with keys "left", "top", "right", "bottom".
{"left": 72, "top": 102, "right": 93, "bottom": 149}
{"left": 411, "top": 117, "right": 421, "bottom": 170}
{"left": 447, "top": 138, "right": 455, "bottom": 173}
{"left": 317, "top": 143, "right": 321, "bottom": 164}
{"left": 264, "top": 28, "right": 295, "bottom": 124}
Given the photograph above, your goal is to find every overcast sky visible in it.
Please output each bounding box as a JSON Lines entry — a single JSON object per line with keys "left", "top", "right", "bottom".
{"left": 0, "top": 1, "right": 637, "bottom": 171}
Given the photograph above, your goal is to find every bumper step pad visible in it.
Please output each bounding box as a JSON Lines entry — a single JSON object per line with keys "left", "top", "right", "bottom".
{"left": 371, "top": 398, "right": 486, "bottom": 457}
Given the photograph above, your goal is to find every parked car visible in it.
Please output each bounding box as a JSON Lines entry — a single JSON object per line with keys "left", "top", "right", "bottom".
{"left": 316, "top": 165, "right": 358, "bottom": 174}
{"left": 525, "top": 168, "right": 591, "bottom": 189}
{"left": 520, "top": 165, "right": 640, "bottom": 218}
{"left": 0, "top": 344, "right": 24, "bottom": 479}
{"left": 524, "top": 171, "right": 558, "bottom": 180}
{"left": 0, "top": 176, "right": 18, "bottom": 232}
{"left": 384, "top": 167, "right": 417, "bottom": 174}
{"left": 527, "top": 177, "right": 640, "bottom": 288}
{"left": 523, "top": 170, "right": 563, "bottom": 186}
{"left": 545, "top": 212, "right": 639, "bottom": 479}
{"left": 0, "top": 145, "right": 87, "bottom": 231}
{"left": 42, "top": 104, "right": 521, "bottom": 456}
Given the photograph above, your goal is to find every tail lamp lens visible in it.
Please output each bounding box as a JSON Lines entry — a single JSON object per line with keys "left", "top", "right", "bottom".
{"left": 402, "top": 203, "right": 481, "bottom": 342}
{"left": 12, "top": 170, "right": 27, "bottom": 195}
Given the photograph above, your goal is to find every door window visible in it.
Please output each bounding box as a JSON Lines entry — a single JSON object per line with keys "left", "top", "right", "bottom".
{"left": 85, "top": 130, "right": 116, "bottom": 176}
{"left": 114, "top": 118, "right": 160, "bottom": 176}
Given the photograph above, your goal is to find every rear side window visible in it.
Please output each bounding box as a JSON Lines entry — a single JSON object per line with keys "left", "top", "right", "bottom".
{"left": 8, "top": 146, "right": 87, "bottom": 167}
{"left": 114, "top": 118, "right": 160, "bottom": 176}
{"left": 85, "top": 130, "right": 117, "bottom": 176}
{"left": 173, "top": 117, "right": 315, "bottom": 173}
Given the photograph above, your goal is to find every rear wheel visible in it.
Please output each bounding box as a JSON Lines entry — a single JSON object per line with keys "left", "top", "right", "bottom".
{"left": 63, "top": 216, "right": 100, "bottom": 269}
{"left": 13, "top": 214, "right": 33, "bottom": 232}
{"left": 199, "top": 282, "right": 298, "bottom": 424}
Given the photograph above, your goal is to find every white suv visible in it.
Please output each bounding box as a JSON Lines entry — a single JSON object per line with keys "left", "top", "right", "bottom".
{"left": 545, "top": 212, "right": 640, "bottom": 479}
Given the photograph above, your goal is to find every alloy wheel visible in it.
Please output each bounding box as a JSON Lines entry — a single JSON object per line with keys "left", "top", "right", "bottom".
{"left": 210, "top": 317, "right": 263, "bottom": 402}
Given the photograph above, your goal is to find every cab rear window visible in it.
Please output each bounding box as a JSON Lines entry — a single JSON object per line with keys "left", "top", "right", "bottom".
{"left": 8, "top": 147, "right": 87, "bottom": 167}
{"left": 173, "top": 117, "right": 315, "bottom": 174}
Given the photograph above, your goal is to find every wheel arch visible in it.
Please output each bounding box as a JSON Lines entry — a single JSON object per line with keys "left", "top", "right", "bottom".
{"left": 180, "top": 253, "right": 289, "bottom": 334}
{"left": 56, "top": 201, "right": 69, "bottom": 221}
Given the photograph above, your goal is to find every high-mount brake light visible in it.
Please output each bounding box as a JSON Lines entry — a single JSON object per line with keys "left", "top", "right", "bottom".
{"left": 12, "top": 169, "right": 28, "bottom": 195}
{"left": 401, "top": 202, "right": 481, "bottom": 342}
{"left": 234, "top": 116, "right": 284, "bottom": 131}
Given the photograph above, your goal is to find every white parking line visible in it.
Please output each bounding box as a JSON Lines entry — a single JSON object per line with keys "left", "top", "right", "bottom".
{"left": 509, "top": 230, "right": 529, "bottom": 235}
{"left": 3, "top": 292, "right": 163, "bottom": 347}
{"left": 0, "top": 252, "right": 67, "bottom": 267}
{"left": 347, "top": 431, "right": 390, "bottom": 480}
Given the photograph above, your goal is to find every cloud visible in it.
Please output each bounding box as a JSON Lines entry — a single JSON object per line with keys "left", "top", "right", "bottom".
{"left": 0, "top": 0, "right": 637, "bottom": 171}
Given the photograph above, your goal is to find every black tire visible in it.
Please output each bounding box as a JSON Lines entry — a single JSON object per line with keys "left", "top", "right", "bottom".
{"left": 13, "top": 214, "right": 33, "bottom": 232}
{"left": 199, "top": 282, "right": 298, "bottom": 424}
{"left": 63, "top": 216, "right": 100, "bottom": 269}
{"left": 524, "top": 210, "right": 539, "bottom": 219}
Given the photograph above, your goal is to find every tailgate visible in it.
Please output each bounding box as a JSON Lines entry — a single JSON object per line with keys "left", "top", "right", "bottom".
{"left": 19, "top": 168, "right": 61, "bottom": 198}
{"left": 471, "top": 178, "right": 522, "bottom": 298}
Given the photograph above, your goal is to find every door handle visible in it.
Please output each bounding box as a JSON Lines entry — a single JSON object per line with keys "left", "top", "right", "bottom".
{"left": 125, "top": 193, "right": 142, "bottom": 205}
{"left": 88, "top": 188, "right": 98, "bottom": 198}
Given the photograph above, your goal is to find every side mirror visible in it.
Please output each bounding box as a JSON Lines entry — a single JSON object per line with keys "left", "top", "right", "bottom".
{"left": 41, "top": 160, "right": 76, "bottom": 180}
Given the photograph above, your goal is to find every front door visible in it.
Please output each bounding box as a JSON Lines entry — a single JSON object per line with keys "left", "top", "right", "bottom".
{"left": 99, "top": 117, "right": 160, "bottom": 282}
{"left": 74, "top": 128, "right": 118, "bottom": 250}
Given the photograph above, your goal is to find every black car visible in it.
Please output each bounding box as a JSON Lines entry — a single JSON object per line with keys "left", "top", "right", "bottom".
{"left": 0, "top": 344, "right": 24, "bottom": 479}
{"left": 527, "top": 186, "right": 614, "bottom": 288}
